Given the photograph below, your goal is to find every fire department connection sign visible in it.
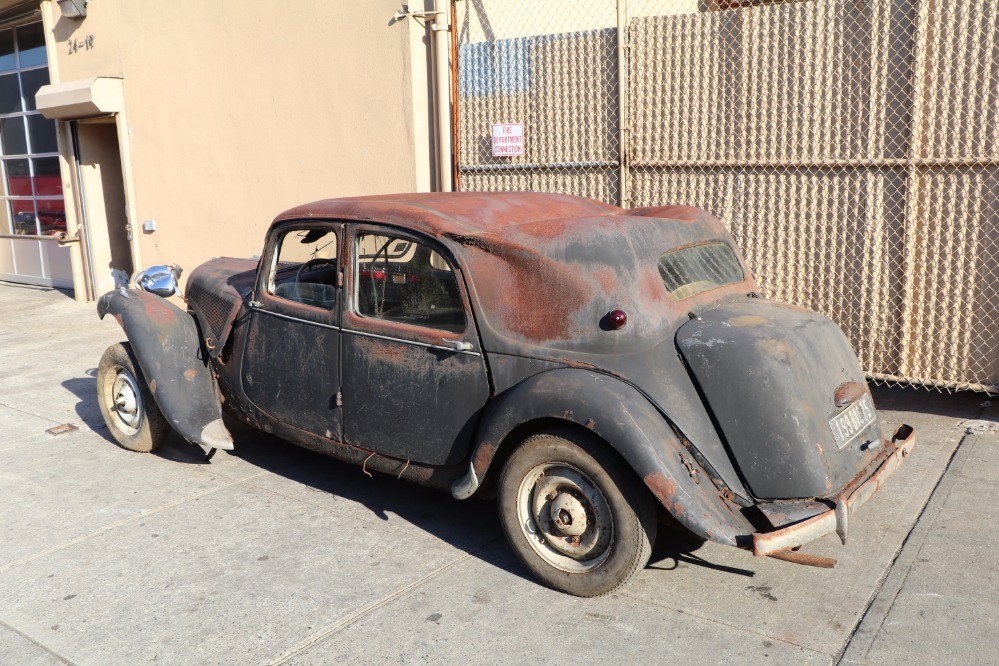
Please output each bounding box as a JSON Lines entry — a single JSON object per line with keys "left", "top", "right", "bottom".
{"left": 491, "top": 123, "right": 524, "bottom": 157}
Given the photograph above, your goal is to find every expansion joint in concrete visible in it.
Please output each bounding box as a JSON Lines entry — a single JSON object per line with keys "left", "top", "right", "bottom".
{"left": 834, "top": 400, "right": 994, "bottom": 664}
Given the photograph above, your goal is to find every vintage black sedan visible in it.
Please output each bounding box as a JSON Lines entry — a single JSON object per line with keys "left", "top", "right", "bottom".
{"left": 95, "top": 192, "right": 914, "bottom": 596}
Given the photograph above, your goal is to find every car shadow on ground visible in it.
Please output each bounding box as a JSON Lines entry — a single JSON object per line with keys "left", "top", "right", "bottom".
{"left": 157, "top": 419, "right": 757, "bottom": 581}
{"left": 161, "top": 418, "right": 541, "bottom": 581}
{"left": 59, "top": 376, "right": 536, "bottom": 581}
{"left": 647, "top": 524, "right": 755, "bottom": 577}
{"left": 63, "top": 376, "right": 982, "bottom": 586}
{"left": 870, "top": 383, "right": 990, "bottom": 421}
{"left": 63, "top": 370, "right": 116, "bottom": 440}
{"left": 61, "top": 377, "right": 772, "bottom": 582}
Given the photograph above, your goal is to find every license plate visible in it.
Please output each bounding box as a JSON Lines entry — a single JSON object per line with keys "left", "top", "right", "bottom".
{"left": 392, "top": 274, "right": 406, "bottom": 284}
{"left": 829, "top": 393, "right": 877, "bottom": 450}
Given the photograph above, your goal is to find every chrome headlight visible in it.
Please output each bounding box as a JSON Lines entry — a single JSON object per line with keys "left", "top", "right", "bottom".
{"left": 132, "top": 264, "right": 182, "bottom": 297}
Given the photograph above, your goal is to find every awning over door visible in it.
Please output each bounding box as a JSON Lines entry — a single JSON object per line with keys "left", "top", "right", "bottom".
{"left": 35, "top": 77, "right": 124, "bottom": 120}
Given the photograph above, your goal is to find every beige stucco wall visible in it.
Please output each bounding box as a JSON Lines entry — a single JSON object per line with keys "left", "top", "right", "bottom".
{"left": 41, "top": 0, "right": 433, "bottom": 282}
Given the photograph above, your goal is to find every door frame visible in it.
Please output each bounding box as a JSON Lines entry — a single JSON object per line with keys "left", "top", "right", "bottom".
{"left": 240, "top": 218, "right": 345, "bottom": 438}
{"left": 341, "top": 221, "right": 482, "bottom": 353}
{"left": 252, "top": 218, "right": 344, "bottom": 328}
{"left": 338, "top": 221, "right": 490, "bottom": 465}
{"left": 35, "top": 3, "right": 141, "bottom": 301}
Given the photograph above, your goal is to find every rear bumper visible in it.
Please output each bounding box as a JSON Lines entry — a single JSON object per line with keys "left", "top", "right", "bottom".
{"left": 752, "top": 424, "right": 916, "bottom": 557}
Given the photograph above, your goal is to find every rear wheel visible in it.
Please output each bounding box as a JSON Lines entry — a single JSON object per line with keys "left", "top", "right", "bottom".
{"left": 497, "top": 429, "right": 657, "bottom": 597}
{"left": 96, "top": 342, "right": 170, "bottom": 452}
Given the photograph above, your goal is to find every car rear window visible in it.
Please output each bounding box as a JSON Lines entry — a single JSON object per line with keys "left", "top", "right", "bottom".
{"left": 658, "top": 242, "right": 744, "bottom": 300}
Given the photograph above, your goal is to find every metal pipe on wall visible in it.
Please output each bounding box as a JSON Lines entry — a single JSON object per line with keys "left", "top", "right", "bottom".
{"left": 449, "top": 0, "right": 460, "bottom": 190}
{"left": 433, "top": 0, "right": 453, "bottom": 192}
{"left": 616, "top": 0, "right": 629, "bottom": 209}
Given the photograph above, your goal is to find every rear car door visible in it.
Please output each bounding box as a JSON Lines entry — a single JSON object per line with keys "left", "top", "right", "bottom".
{"left": 341, "top": 223, "right": 490, "bottom": 465}
{"left": 240, "top": 221, "right": 343, "bottom": 439}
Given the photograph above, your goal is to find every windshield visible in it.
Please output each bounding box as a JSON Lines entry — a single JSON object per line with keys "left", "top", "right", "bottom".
{"left": 658, "top": 242, "right": 744, "bottom": 300}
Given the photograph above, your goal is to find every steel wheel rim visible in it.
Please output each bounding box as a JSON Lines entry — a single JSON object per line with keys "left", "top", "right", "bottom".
{"left": 516, "top": 462, "right": 614, "bottom": 573}
{"left": 105, "top": 366, "right": 142, "bottom": 436}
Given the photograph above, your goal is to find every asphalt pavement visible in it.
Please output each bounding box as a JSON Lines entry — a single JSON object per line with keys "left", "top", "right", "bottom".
{"left": 0, "top": 282, "right": 995, "bottom": 665}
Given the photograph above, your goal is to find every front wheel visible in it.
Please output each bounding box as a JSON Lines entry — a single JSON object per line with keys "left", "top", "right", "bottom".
{"left": 96, "top": 342, "right": 170, "bottom": 452}
{"left": 497, "top": 429, "right": 657, "bottom": 597}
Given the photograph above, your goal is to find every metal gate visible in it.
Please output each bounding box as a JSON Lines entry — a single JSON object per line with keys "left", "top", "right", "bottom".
{"left": 454, "top": 0, "right": 999, "bottom": 393}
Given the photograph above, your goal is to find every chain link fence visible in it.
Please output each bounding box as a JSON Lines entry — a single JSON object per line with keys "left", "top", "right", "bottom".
{"left": 455, "top": 0, "right": 999, "bottom": 393}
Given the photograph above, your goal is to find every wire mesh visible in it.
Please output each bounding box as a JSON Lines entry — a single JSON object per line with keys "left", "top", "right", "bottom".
{"left": 455, "top": 0, "right": 999, "bottom": 393}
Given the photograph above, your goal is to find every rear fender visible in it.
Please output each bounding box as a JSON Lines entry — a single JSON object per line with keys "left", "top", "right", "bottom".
{"left": 97, "top": 289, "right": 233, "bottom": 450}
{"left": 455, "top": 368, "right": 753, "bottom": 547}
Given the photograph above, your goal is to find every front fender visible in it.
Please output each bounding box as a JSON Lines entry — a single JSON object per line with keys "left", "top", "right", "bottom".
{"left": 455, "top": 368, "right": 754, "bottom": 547}
{"left": 97, "top": 289, "right": 233, "bottom": 450}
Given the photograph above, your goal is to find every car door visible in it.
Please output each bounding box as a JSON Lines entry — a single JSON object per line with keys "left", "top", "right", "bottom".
{"left": 341, "top": 223, "right": 490, "bottom": 466}
{"left": 240, "top": 220, "right": 343, "bottom": 439}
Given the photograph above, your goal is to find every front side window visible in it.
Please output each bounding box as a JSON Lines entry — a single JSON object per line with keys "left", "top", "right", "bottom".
{"left": 658, "top": 242, "right": 745, "bottom": 300}
{"left": 355, "top": 232, "right": 465, "bottom": 333}
{"left": 268, "top": 227, "right": 338, "bottom": 309}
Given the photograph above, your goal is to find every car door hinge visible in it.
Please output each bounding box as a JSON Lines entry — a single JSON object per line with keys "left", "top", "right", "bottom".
{"left": 335, "top": 391, "right": 343, "bottom": 407}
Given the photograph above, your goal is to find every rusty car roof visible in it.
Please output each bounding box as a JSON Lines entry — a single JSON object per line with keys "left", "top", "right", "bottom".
{"left": 273, "top": 192, "right": 622, "bottom": 236}
{"left": 272, "top": 192, "right": 757, "bottom": 359}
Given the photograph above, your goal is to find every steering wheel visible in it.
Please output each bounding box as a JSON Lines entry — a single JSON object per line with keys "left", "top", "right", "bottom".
{"left": 295, "top": 257, "right": 337, "bottom": 285}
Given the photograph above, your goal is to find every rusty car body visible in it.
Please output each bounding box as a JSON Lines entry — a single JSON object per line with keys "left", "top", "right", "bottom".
{"left": 95, "top": 192, "right": 915, "bottom": 596}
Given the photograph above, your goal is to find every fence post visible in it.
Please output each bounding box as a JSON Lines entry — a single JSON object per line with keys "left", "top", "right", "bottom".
{"left": 617, "top": 0, "right": 630, "bottom": 209}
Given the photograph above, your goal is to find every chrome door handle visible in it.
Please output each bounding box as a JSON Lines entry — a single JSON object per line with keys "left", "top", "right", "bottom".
{"left": 441, "top": 339, "right": 472, "bottom": 352}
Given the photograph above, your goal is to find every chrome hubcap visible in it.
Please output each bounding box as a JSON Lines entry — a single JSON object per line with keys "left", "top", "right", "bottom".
{"left": 516, "top": 463, "right": 614, "bottom": 573}
{"left": 109, "top": 369, "right": 142, "bottom": 435}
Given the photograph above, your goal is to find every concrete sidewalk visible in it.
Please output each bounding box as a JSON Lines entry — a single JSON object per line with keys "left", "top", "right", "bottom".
{"left": 0, "top": 282, "right": 995, "bottom": 665}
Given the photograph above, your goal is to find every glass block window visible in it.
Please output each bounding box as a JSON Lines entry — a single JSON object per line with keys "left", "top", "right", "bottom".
{"left": 0, "top": 23, "right": 63, "bottom": 237}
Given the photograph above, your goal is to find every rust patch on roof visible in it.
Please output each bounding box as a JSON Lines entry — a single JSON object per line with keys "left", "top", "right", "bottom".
{"left": 592, "top": 266, "right": 617, "bottom": 295}
{"left": 730, "top": 314, "right": 768, "bottom": 327}
{"left": 638, "top": 266, "right": 669, "bottom": 304}
{"left": 466, "top": 239, "right": 595, "bottom": 342}
{"left": 630, "top": 205, "right": 709, "bottom": 225}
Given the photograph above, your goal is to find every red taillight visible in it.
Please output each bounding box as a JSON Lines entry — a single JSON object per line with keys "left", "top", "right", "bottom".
{"left": 834, "top": 381, "right": 866, "bottom": 407}
{"left": 608, "top": 309, "right": 628, "bottom": 330}
{"left": 360, "top": 269, "right": 386, "bottom": 280}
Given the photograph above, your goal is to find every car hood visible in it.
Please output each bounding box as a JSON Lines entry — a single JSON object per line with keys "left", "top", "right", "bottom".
{"left": 186, "top": 257, "right": 258, "bottom": 356}
{"left": 676, "top": 299, "right": 883, "bottom": 500}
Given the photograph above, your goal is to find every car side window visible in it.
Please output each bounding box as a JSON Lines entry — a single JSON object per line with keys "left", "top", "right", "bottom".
{"left": 354, "top": 232, "right": 465, "bottom": 333}
{"left": 268, "top": 228, "right": 339, "bottom": 310}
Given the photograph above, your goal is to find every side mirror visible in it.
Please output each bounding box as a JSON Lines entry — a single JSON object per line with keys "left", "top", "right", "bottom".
{"left": 132, "top": 264, "right": 183, "bottom": 297}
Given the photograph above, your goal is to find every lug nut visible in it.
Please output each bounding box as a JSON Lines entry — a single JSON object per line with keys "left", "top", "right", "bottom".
{"left": 547, "top": 491, "right": 557, "bottom": 500}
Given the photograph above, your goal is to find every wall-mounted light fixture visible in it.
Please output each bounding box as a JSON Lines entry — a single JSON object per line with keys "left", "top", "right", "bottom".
{"left": 56, "top": 0, "right": 87, "bottom": 19}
